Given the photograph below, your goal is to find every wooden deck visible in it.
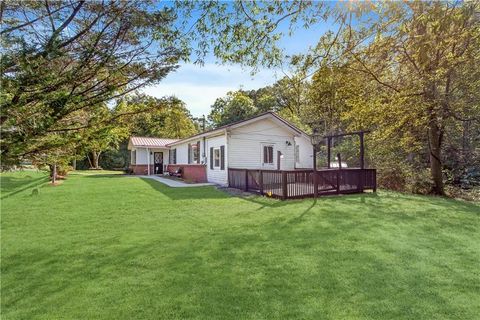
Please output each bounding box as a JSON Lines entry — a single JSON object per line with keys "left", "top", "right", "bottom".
{"left": 228, "top": 168, "right": 376, "bottom": 200}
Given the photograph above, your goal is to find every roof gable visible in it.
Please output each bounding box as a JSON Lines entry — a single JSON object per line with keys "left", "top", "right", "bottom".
{"left": 167, "top": 112, "right": 309, "bottom": 146}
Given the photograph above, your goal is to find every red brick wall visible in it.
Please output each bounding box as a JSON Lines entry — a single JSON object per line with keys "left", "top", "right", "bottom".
{"left": 129, "top": 165, "right": 152, "bottom": 175}
{"left": 167, "top": 164, "right": 207, "bottom": 183}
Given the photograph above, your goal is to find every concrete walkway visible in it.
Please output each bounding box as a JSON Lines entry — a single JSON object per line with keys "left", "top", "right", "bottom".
{"left": 139, "top": 175, "right": 215, "bottom": 188}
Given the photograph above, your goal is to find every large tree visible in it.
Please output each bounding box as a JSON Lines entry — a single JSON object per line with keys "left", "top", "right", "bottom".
{"left": 208, "top": 91, "right": 257, "bottom": 127}
{"left": 116, "top": 94, "right": 197, "bottom": 139}
{"left": 0, "top": 0, "right": 183, "bottom": 165}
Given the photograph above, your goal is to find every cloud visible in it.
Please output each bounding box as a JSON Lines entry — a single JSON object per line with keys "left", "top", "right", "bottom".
{"left": 141, "top": 63, "right": 280, "bottom": 117}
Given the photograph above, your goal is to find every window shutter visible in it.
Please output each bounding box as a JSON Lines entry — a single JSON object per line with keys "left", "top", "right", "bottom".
{"left": 220, "top": 145, "right": 225, "bottom": 170}
{"left": 263, "top": 146, "right": 267, "bottom": 163}
{"left": 188, "top": 144, "right": 191, "bottom": 164}
{"left": 210, "top": 147, "right": 214, "bottom": 169}
{"left": 173, "top": 149, "right": 176, "bottom": 164}
{"left": 196, "top": 141, "right": 201, "bottom": 163}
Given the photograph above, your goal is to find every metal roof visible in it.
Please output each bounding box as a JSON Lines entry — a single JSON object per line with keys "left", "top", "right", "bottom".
{"left": 129, "top": 137, "right": 179, "bottom": 148}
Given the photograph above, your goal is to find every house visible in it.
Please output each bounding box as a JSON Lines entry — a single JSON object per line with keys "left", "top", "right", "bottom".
{"left": 127, "top": 137, "right": 178, "bottom": 175}
{"left": 128, "top": 112, "right": 313, "bottom": 185}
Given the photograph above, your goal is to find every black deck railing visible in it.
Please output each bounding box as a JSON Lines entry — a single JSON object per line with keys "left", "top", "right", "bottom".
{"left": 228, "top": 168, "right": 376, "bottom": 200}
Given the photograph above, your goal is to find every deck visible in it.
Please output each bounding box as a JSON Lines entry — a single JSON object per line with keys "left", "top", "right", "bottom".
{"left": 228, "top": 168, "right": 377, "bottom": 200}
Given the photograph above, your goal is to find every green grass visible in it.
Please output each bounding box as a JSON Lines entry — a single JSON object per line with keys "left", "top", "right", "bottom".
{"left": 1, "top": 171, "right": 479, "bottom": 319}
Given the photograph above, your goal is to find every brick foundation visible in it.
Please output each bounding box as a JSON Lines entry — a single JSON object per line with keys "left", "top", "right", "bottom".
{"left": 129, "top": 165, "right": 153, "bottom": 175}
{"left": 167, "top": 164, "right": 207, "bottom": 183}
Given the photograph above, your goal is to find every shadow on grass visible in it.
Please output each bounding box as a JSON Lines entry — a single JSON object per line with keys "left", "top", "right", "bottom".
{"left": 82, "top": 173, "right": 229, "bottom": 200}
{"left": 140, "top": 177, "right": 231, "bottom": 200}
{"left": 0, "top": 176, "right": 50, "bottom": 200}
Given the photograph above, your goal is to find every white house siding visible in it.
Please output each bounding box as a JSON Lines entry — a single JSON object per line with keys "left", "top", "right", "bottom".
{"left": 174, "top": 143, "right": 189, "bottom": 164}
{"left": 171, "top": 138, "right": 204, "bottom": 165}
{"left": 294, "top": 136, "right": 314, "bottom": 169}
{"left": 227, "top": 118, "right": 296, "bottom": 170}
{"left": 206, "top": 133, "right": 228, "bottom": 185}
{"left": 131, "top": 147, "right": 169, "bottom": 166}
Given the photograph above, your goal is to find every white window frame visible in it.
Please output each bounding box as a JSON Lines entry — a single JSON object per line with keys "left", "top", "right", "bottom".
{"left": 261, "top": 144, "right": 274, "bottom": 167}
{"left": 295, "top": 144, "right": 300, "bottom": 163}
{"left": 213, "top": 148, "right": 220, "bottom": 168}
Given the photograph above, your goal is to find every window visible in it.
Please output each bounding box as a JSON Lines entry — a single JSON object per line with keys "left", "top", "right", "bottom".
{"left": 210, "top": 146, "right": 224, "bottom": 170}
{"left": 213, "top": 148, "right": 220, "bottom": 168}
{"left": 189, "top": 141, "right": 200, "bottom": 164}
{"left": 169, "top": 148, "right": 176, "bottom": 164}
{"left": 131, "top": 150, "right": 136, "bottom": 165}
{"left": 263, "top": 145, "right": 274, "bottom": 164}
{"left": 295, "top": 145, "right": 300, "bottom": 163}
{"left": 214, "top": 148, "right": 220, "bottom": 167}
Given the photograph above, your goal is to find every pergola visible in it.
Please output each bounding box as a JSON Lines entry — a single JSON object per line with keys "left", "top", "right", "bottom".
{"left": 311, "top": 130, "right": 370, "bottom": 171}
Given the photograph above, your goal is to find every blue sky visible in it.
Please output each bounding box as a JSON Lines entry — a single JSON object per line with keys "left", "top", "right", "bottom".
{"left": 142, "top": 3, "right": 335, "bottom": 117}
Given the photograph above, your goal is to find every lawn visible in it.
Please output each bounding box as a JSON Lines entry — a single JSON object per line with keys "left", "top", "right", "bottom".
{"left": 1, "top": 171, "right": 479, "bottom": 319}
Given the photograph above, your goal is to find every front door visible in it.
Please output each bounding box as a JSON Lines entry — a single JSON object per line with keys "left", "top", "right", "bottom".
{"left": 154, "top": 152, "right": 163, "bottom": 174}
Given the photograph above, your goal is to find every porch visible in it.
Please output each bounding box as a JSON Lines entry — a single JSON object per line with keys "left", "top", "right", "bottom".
{"left": 228, "top": 168, "right": 376, "bottom": 200}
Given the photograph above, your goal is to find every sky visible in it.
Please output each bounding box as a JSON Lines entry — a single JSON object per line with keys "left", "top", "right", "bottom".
{"left": 141, "top": 3, "right": 335, "bottom": 118}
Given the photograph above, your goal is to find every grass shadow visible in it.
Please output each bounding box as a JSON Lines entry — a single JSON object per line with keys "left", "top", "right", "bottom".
{"left": 1, "top": 175, "right": 49, "bottom": 199}
{"left": 139, "top": 177, "right": 230, "bottom": 200}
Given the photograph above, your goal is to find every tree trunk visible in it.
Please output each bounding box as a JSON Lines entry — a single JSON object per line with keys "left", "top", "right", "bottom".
{"left": 428, "top": 116, "right": 445, "bottom": 195}
{"left": 87, "top": 154, "right": 93, "bottom": 168}
{"left": 52, "top": 163, "right": 57, "bottom": 184}
{"left": 91, "top": 151, "right": 101, "bottom": 169}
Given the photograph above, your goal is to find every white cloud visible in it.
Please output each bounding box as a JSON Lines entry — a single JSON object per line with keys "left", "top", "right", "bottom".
{"left": 141, "top": 63, "right": 280, "bottom": 117}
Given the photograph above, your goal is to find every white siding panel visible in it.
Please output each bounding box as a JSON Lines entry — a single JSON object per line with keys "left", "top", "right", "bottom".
{"left": 132, "top": 147, "right": 169, "bottom": 166}
{"left": 294, "top": 136, "right": 314, "bottom": 169}
{"left": 134, "top": 147, "right": 148, "bottom": 164}
{"left": 173, "top": 139, "right": 204, "bottom": 165}
{"left": 175, "top": 143, "right": 189, "bottom": 164}
{"left": 228, "top": 118, "right": 296, "bottom": 170}
{"left": 206, "top": 134, "right": 228, "bottom": 185}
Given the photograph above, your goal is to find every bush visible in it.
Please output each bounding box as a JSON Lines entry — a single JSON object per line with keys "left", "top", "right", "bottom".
{"left": 406, "top": 168, "right": 432, "bottom": 194}
{"left": 377, "top": 160, "right": 434, "bottom": 195}
{"left": 446, "top": 186, "right": 480, "bottom": 202}
{"left": 377, "top": 166, "right": 407, "bottom": 191}
{"left": 58, "top": 166, "right": 73, "bottom": 176}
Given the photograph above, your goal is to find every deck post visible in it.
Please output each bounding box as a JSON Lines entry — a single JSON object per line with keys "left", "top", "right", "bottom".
{"left": 327, "top": 137, "right": 331, "bottom": 169}
{"left": 313, "top": 146, "right": 318, "bottom": 198}
{"left": 359, "top": 132, "right": 365, "bottom": 170}
{"left": 282, "top": 171, "right": 287, "bottom": 200}
{"left": 245, "top": 169, "right": 249, "bottom": 191}
{"left": 359, "top": 131, "right": 365, "bottom": 192}
{"left": 259, "top": 170, "right": 264, "bottom": 195}
{"left": 336, "top": 153, "right": 341, "bottom": 194}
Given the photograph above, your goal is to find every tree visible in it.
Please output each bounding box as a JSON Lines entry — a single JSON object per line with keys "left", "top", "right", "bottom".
{"left": 208, "top": 91, "right": 257, "bottom": 127}
{"left": 300, "top": 1, "right": 480, "bottom": 195}
{"left": 1, "top": 1, "right": 184, "bottom": 165}
{"left": 116, "top": 94, "right": 198, "bottom": 139}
